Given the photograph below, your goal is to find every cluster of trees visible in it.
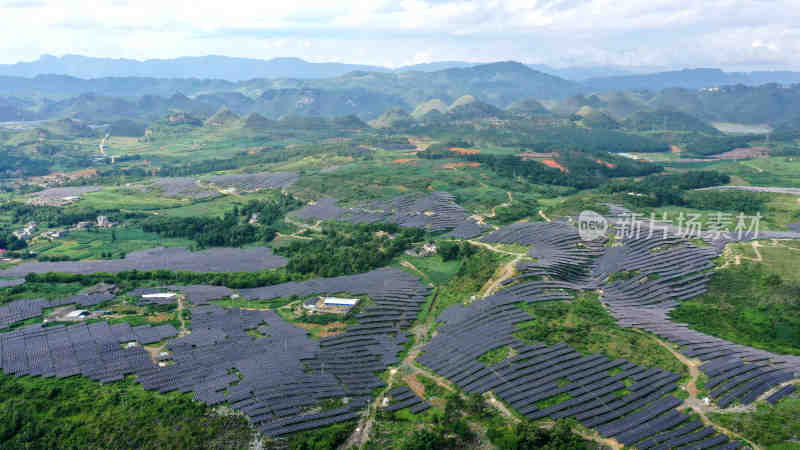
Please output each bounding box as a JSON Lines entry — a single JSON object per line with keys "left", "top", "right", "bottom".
{"left": 7, "top": 203, "right": 146, "bottom": 228}
{"left": 23, "top": 266, "right": 301, "bottom": 290}
{"left": 399, "top": 393, "right": 482, "bottom": 450}
{"left": 683, "top": 190, "right": 768, "bottom": 214}
{"left": 0, "top": 230, "right": 26, "bottom": 251}
{"left": 142, "top": 195, "right": 301, "bottom": 248}
{"left": 421, "top": 144, "right": 661, "bottom": 189}
{"left": 361, "top": 135, "right": 416, "bottom": 150}
{"left": 397, "top": 391, "right": 586, "bottom": 450}
{"left": 277, "top": 222, "right": 427, "bottom": 278}
{"left": 0, "top": 152, "right": 50, "bottom": 176}
{"left": 601, "top": 171, "right": 731, "bottom": 207}
{"left": 142, "top": 215, "right": 267, "bottom": 248}
{"left": 0, "top": 375, "right": 254, "bottom": 449}
{"left": 488, "top": 195, "right": 540, "bottom": 224}
{"left": 492, "top": 123, "right": 670, "bottom": 154}
{"left": 671, "top": 263, "right": 800, "bottom": 355}
{"left": 487, "top": 420, "right": 587, "bottom": 450}
{"left": 438, "top": 240, "right": 478, "bottom": 262}
{"left": 680, "top": 134, "right": 761, "bottom": 156}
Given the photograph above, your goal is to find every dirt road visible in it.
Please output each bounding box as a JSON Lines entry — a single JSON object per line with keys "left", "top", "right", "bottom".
{"left": 635, "top": 330, "right": 762, "bottom": 450}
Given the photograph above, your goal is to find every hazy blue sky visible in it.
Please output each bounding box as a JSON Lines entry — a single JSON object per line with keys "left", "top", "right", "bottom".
{"left": 2, "top": 0, "right": 798, "bottom": 69}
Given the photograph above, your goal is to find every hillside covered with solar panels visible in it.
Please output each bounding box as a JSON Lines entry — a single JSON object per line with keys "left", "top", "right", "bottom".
{"left": 3, "top": 78, "right": 800, "bottom": 449}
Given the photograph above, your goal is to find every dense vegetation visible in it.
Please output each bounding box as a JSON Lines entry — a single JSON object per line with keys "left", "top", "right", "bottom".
{"left": 426, "top": 247, "right": 504, "bottom": 320}
{"left": 276, "top": 222, "right": 426, "bottom": 277}
{"left": 8, "top": 203, "right": 148, "bottom": 228}
{"left": 420, "top": 143, "right": 661, "bottom": 189}
{"left": 515, "top": 293, "right": 687, "bottom": 374}
{"left": 709, "top": 394, "right": 800, "bottom": 448}
{"left": 0, "top": 153, "right": 51, "bottom": 176}
{"left": 0, "top": 230, "right": 27, "bottom": 251}
{"left": 671, "top": 262, "right": 800, "bottom": 355}
{"left": 601, "top": 170, "right": 731, "bottom": 207}
{"left": 142, "top": 195, "right": 302, "bottom": 248}
{"left": 682, "top": 189, "right": 768, "bottom": 214}
{"left": 0, "top": 374, "right": 254, "bottom": 450}
{"left": 680, "top": 134, "right": 761, "bottom": 157}
{"left": 487, "top": 419, "right": 588, "bottom": 450}
{"left": 437, "top": 240, "right": 478, "bottom": 262}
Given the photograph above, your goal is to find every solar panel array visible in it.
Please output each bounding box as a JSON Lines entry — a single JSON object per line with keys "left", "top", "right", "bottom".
{"left": 1, "top": 289, "right": 115, "bottom": 330}
{"left": 0, "top": 279, "right": 24, "bottom": 288}
{"left": 614, "top": 305, "right": 800, "bottom": 407}
{"left": 239, "top": 267, "right": 431, "bottom": 434}
{"left": 419, "top": 282, "right": 738, "bottom": 449}
{"left": 207, "top": 172, "right": 299, "bottom": 191}
{"left": 32, "top": 186, "right": 104, "bottom": 200}
{"left": 0, "top": 268, "right": 430, "bottom": 437}
{"left": 144, "top": 177, "right": 219, "bottom": 199}
{"left": 595, "top": 234, "right": 717, "bottom": 310}
{"left": 482, "top": 221, "right": 605, "bottom": 284}
{"left": 418, "top": 219, "right": 799, "bottom": 446}
{"left": 0, "top": 246, "right": 288, "bottom": 277}
{"left": 0, "top": 321, "right": 174, "bottom": 382}
{"left": 291, "top": 192, "right": 490, "bottom": 238}
{"left": 292, "top": 197, "right": 345, "bottom": 221}
{"left": 2, "top": 206, "right": 798, "bottom": 441}
{"left": 592, "top": 218, "right": 800, "bottom": 408}
{"left": 127, "top": 285, "right": 235, "bottom": 305}
{"left": 128, "top": 288, "right": 179, "bottom": 306}
{"left": 385, "top": 386, "right": 430, "bottom": 414}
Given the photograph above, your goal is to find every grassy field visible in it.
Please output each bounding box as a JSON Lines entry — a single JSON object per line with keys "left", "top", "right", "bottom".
{"left": 670, "top": 255, "right": 800, "bottom": 355}
{"left": 515, "top": 292, "right": 687, "bottom": 375}
{"left": 398, "top": 254, "right": 462, "bottom": 286}
{"left": 709, "top": 392, "right": 800, "bottom": 449}
{"left": 1, "top": 281, "right": 85, "bottom": 304}
{"left": 711, "top": 157, "right": 800, "bottom": 188}
{"left": 289, "top": 154, "right": 564, "bottom": 215}
{"left": 30, "top": 228, "right": 195, "bottom": 260}
{"left": 78, "top": 187, "right": 188, "bottom": 211}
{"left": 425, "top": 249, "right": 506, "bottom": 322}
{"left": 0, "top": 373, "right": 255, "bottom": 449}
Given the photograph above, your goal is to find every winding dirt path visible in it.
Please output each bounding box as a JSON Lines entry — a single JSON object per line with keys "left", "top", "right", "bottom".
{"left": 176, "top": 294, "right": 188, "bottom": 337}
{"left": 99, "top": 133, "right": 108, "bottom": 156}
{"left": 284, "top": 216, "right": 322, "bottom": 232}
{"left": 538, "top": 209, "right": 552, "bottom": 222}
{"left": 342, "top": 370, "right": 397, "bottom": 449}
{"left": 488, "top": 192, "right": 513, "bottom": 219}
{"left": 467, "top": 239, "right": 525, "bottom": 257}
{"left": 400, "top": 260, "right": 427, "bottom": 280}
{"left": 472, "top": 191, "right": 513, "bottom": 231}
{"left": 634, "top": 330, "right": 762, "bottom": 450}
{"left": 478, "top": 255, "right": 521, "bottom": 299}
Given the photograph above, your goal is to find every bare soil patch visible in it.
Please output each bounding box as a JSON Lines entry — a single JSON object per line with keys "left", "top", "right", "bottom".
{"left": 441, "top": 162, "right": 481, "bottom": 169}
{"left": 449, "top": 147, "right": 482, "bottom": 155}
{"left": 541, "top": 159, "right": 568, "bottom": 172}
{"left": 715, "top": 146, "right": 770, "bottom": 160}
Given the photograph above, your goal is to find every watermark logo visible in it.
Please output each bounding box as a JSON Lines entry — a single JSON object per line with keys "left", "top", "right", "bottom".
{"left": 578, "top": 210, "right": 608, "bottom": 241}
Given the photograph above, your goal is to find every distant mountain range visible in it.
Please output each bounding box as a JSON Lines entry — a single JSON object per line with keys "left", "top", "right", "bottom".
{"left": 0, "top": 55, "right": 650, "bottom": 81}
{"left": 583, "top": 68, "right": 800, "bottom": 91}
{"left": 1, "top": 57, "right": 799, "bottom": 126}
{"left": 0, "top": 55, "right": 391, "bottom": 81}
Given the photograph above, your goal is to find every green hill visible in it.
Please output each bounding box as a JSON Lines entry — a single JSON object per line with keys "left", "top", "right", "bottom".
{"left": 411, "top": 99, "right": 448, "bottom": 119}
{"left": 243, "top": 112, "right": 275, "bottom": 130}
{"left": 624, "top": 109, "right": 721, "bottom": 134}
{"left": 204, "top": 106, "right": 240, "bottom": 127}
{"left": 506, "top": 98, "right": 550, "bottom": 115}
{"left": 576, "top": 106, "right": 620, "bottom": 129}
{"left": 368, "top": 108, "right": 416, "bottom": 129}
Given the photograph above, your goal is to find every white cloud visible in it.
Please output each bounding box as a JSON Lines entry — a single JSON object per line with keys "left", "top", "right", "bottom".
{"left": 0, "top": 0, "right": 798, "bottom": 69}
